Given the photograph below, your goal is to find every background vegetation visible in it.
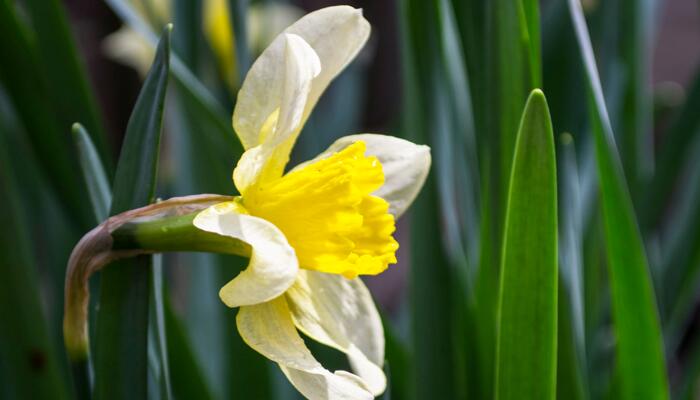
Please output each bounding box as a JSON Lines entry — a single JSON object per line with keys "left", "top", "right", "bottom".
{"left": 1, "top": 0, "right": 699, "bottom": 399}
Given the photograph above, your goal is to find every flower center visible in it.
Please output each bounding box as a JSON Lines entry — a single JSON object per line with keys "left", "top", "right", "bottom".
{"left": 240, "top": 141, "right": 398, "bottom": 278}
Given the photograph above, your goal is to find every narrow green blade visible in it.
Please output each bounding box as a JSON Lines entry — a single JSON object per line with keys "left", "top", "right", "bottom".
{"left": 660, "top": 135, "right": 700, "bottom": 351}
{"left": 643, "top": 68, "right": 700, "bottom": 230}
{"left": 0, "top": 118, "right": 70, "bottom": 400}
{"left": 164, "top": 298, "right": 215, "bottom": 400}
{"left": 400, "top": 0, "right": 473, "bottom": 397}
{"left": 94, "top": 26, "right": 171, "bottom": 400}
{"left": 567, "top": 1, "right": 669, "bottom": 398}
{"left": 22, "top": 0, "right": 111, "bottom": 168}
{"left": 148, "top": 258, "right": 172, "bottom": 400}
{"left": 409, "top": 174, "right": 458, "bottom": 399}
{"left": 556, "top": 134, "right": 588, "bottom": 400}
{"left": 72, "top": 123, "right": 112, "bottom": 222}
{"left": 0, "top": 0, "right": 93, "bottom": 229}
{"left": 228, "top": 0, "right": 251, "bottom": 85}
{"left": 676, "top": 337, "right": 700, "bottom": 400}
{"left": 521, "top": 0, "right": 542, "bottom": 87}
{"left": 495, "top": 90, "right": 558, "bottom": 400}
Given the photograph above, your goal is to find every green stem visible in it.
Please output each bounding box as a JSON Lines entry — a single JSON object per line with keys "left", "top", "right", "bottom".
{"left": 112, "top": 212, "right": 250, "bottom": 257}
{"left": 63, "top": 195, "right": 246, "bottom": 361}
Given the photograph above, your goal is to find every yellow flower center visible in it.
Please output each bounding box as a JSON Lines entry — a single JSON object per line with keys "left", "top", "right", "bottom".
{"left": 241, "top": 141, "right": 398, "bottom": 278}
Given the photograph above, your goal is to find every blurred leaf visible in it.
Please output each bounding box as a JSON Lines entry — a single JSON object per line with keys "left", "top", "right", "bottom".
{"left": 229, "top": 0, "right": 250, "bottom": 86}
{"left": 164, "top": 297, "right": 215, "bottom": 400}
{"left": 0, "top": 123, "right": 70, "bottom": 400}
{"left": 676, "top": 336, "right": 700, "bottom": 400}
{"left": 567, "top": 1, "right": 669, "bottom": 398}
{"left": 556, "top": 134, "right": 588, "bottom": 400}
{"left": 557, "top": 281, "right": 586, "bottom": 400}
{"left": 643, "top": 68, "right": 700, "bottom": 230}
{"left": 495, "top": 90, "right": 558, "bottom": 400}
{"left": 94, "top": 26, "right": 171, "bottom": 400}
{"left": 0, "top": 0, "right": 93, "bottom": 229}
{"left": 22, "top": 0, "right": 112, "bottom": 169}
{"left": 408, "top": 174, "right": 458, "bottom": 400}
{"left": 73, "top": 123, "right": 112, "bottom": 222}
{"left": 383, "top": 319, "right": 410, "bottom": 400}
{"left": 660, "top": 135, "right": 700, "bottom": 352}
{"left": 521, "top": 0, "right": 542, "bottom": 87}
{"left": 451, "top": 0, "right": 487, "bottom": 147}
{"left": 148, "top": 257, "right": 172, "bottom": 400}
{"left": 105, "top": 0, "right": 241, "bottom": 158}
{"left": 173, "top": 0, "right": 202, "bottom": 68}
{"left": 618, "top": 0, "right": 654, "bottom": 197}
{"left": 400, "top": 0, "right": 476, "bottom": 397}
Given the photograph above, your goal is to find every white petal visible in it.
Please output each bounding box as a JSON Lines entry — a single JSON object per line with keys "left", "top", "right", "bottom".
{"left": 232, "top": 34, "right": 321, "bottom": 192}
{"left": 233, "top": 5, "right": 370, "bottom": 152}
{"left": 193, "top": 201, "right": 298, "bottom": 307}
{"left": 296, "top": 134, "right": 431, "bottom": 218}
{"left": 285, "top": 270, "right": 386, "bottom": 395}
{"left": 275, "top": 34, "right": 321, "bottom": 146}
{"left": 237, "top": 298, "right": 373, "bottom": 400}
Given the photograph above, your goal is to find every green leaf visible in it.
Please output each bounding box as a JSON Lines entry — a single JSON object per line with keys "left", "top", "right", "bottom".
{"left": 164, "top": 298, "right": 215, "bottom": 400}
{"left": 22, "top": 0, "right": 111, "bottom": 169}
{"left": 492, "top": 0, "right": 534, "bottom": 211}
{"left": 556, "top": 281, "right": 586, "bottom": 400}
{"left": 148, "top": 258, "right": 172, "bottom": 400}
{"left": 521, "top": 0, "right": 542, "bottom": 87}
{"left": 72, "top": 123, "right": 112, "bottom": 222}
{"left": 400, "top": 0, "right": 475, "bottom": 397}
{"left": 409, "top": 174, "right": 458, "bottom": 399}
{"left": 0, "top": 123, "right": 71, "bottom": 400}
{"left": 94, "top": 26, "right": 171, "bottom": 400}
{"left": 172, "top": 0, "right": 202, "bottom": 68}
{"left": 676, "top": 337, "right": 700, "bottom": 400}
{"left": 0, "top": 0, "right": 93, "bottom": 229}
{"left": 495, "top": 90, "right": 558, "bottom": 400}
{"left": 556, "top": 134, "right": 588, "bottom": 400}
{"left": 617, "top": 0, "right": 654, "bottom": 198}
{"left": 659, "top": 135, "right": 700, "bottom": 351}
{"left": 383, "top": 319, "right": 410, "bottom": 400}
{"left": 567, "top": 1, "right": 669, "bottom": 398}
{"left": 643, "top": 68, "right": 700, "bottom": 230}
{"left": 228, "top": 0, "right": 251, "bottom": 86}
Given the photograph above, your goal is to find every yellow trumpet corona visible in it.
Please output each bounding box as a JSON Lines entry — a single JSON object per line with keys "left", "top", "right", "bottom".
{"left": 238, "top": 140, "right": 398, "bottom": 279}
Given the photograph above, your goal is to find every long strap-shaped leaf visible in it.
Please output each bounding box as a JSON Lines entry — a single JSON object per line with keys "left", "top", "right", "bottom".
{"left": 22, "top": 0, "right": 111, "bottom": 168}
{"left": 566, "top": 1, "right": 669, "bottom": 398}
{"left": 73, "top": 124, "right": 112, "bottom": 222}
{"left": 93, "top": 26, "right": 171, "bottom": 400}
{"left": 0, "top": 114, "right": 71, "bottom": 400}
{"left": 0, "top": 0, "right": 94, "bottom": 229}
{"left": 495, "top": 89, "right": 558, "bottom": 400}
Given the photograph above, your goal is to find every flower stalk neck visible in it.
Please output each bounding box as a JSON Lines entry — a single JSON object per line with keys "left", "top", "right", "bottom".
{"left": 63, "top": 194, "right": 249, "bottom": 360}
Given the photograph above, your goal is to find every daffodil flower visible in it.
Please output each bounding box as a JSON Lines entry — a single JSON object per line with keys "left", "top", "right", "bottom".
{"left": 65, "top": 5, "right": 429, "bottom": 400}
{"left": 187, "top": 6, "right": 430, "bottom": 398}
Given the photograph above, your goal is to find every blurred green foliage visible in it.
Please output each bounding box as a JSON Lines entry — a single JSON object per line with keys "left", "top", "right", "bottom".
{"left": 1, "top": 0, "right": 699, "bottom": 399}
